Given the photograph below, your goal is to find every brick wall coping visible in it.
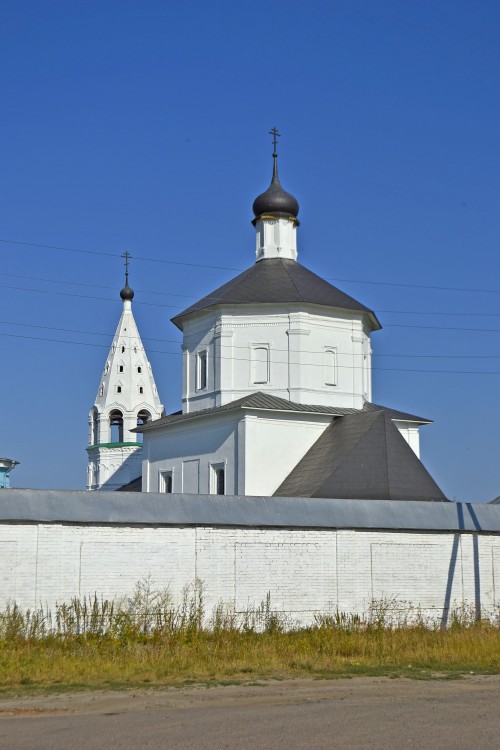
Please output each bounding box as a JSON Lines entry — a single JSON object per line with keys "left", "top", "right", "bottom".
{"left": 0, "top": 490, "right": 499, "bottom": 533}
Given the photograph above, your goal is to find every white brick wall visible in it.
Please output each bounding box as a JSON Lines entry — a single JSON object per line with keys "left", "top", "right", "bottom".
{"left": 1, "top": 522, "right": 499, "bottom": 624}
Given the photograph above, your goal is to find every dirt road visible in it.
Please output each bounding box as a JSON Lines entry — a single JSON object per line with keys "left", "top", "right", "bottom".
{"left": 0, "top": 676, "right": 498, "bottom": 749}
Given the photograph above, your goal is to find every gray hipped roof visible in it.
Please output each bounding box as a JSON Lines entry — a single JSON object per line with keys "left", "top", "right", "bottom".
{"left": 275, "top": 410, "right": 447, "bottom": 502}
{"left": 116, "top": 476, "right": 142, "bottom": 492}
{"left": 134, "top": 391, "right": 430, "bottom": 433}
{"left": 171, "top": 258, "right": 381, "bottom": 330}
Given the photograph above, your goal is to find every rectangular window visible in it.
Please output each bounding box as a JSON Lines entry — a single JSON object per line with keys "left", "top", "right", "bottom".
{"left": 159, "top": 471, "right": 173, "bottom": 493}
{"left": 323, "top": 348, "right": 337, "bottom": 386}
{"left": 197, "top": 350, "right": 207, "bottom": 390}
{"left": 210, "top": 463, "right": 225, "bottom": 495}
{"left": 252, "top": 345, "right": 269, "bottom": 384}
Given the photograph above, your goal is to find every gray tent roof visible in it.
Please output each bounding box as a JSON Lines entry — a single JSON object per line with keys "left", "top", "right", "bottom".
{"left": 116, "top": 476, "right": 142, "bottom": 492}
{"left": 134, "top": 391, "right": 430, "bottom": 433}
{"left": 171, "top": 258, "right": 381, "bottom": 330}
{"left": 274, "top": 410, "right": 447, "bottom": 502}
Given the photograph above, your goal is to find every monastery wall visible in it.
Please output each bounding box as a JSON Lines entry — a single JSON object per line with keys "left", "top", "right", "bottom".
{"left": 1, "top": 490, "right": 500, "bottom": 625}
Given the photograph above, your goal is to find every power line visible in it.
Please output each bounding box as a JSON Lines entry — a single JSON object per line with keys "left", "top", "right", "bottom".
{"left": 3, "top": 236, "right": 500, "bottom": 296}
{"left": 5, "top": 271, "right": 500, "bottom": 318}
{"left": 0, "top": 238, "right": 242, "bottom": 272}
{"left": 3, "top": 319, "right": 500, "bottom": 359}
{"left": 5, "top": 272, "right": 194, "bottom": 300}
{"left": 0, "top": 284, "right": 181, "bottom": 309}
{"left": 5, "top": 283, "right": 500, "bottom": 333}
{"left": 2, "top": 330, "right": 500, "bottom": 376}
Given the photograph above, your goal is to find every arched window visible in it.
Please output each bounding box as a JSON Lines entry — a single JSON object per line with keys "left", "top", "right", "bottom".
{"left": 137, "top": 410, "right": 151, "bottom": 426}
{"left": 136, "top": 410, "right": 151, "bottom": 443}
{"left": 91, "top": 409, "right": 99, "bottom": 444}
{"left": 109, "top": 409, "right": 124, "bottom": 443}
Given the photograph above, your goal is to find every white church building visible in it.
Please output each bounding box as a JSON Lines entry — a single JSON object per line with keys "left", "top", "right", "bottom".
{"left": 6, "top": 133, "right": 500, "bottom": 625}
{"left": 88, "top": 137, "right": 446, "bottom": 503}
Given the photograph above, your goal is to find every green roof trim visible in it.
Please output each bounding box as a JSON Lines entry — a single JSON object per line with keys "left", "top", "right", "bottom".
{"left": 86, "top": 442, "right": 143, "bottom": 451}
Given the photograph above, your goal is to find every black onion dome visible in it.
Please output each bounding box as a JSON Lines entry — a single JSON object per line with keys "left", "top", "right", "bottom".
{"left": 252, "top": 158, "right": 299, "bottom": 219}
{"left": 120, "top": 285, "right": 134, "bottom": 301}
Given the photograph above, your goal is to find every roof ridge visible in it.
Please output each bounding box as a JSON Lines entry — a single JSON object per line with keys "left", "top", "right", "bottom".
{"left": 280, "top": 258, "right": 305, "bottom": 301}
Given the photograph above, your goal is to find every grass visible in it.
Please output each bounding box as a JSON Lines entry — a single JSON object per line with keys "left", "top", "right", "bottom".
{"left": 1, "top": 579, "right": 499, "bottom": 695}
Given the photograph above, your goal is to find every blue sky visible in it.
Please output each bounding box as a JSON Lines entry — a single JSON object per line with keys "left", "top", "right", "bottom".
{"left": 1, "top": 1, "right": 500, "bottom": 501}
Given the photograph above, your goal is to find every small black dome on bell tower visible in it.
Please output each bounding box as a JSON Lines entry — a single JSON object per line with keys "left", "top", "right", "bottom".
{"left": 120, "top": 285, "right": 134, "bottom": 301}
{"left": 120, "top": 251, "right": 134, "bottom": 301}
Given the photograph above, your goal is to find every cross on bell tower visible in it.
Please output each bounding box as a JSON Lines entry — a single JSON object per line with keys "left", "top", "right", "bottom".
{"left": 122, "top": 251, "right": 131, "bottom": 286}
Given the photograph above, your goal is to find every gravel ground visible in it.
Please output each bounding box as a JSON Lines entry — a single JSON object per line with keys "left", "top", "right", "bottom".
{"left": 0, "top": 675, "right": 499, "bottom": 749}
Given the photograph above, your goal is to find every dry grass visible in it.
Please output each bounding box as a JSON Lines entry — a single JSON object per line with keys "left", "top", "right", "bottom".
{"left": 1, "top": 580, "right": 499, "bottom": 694}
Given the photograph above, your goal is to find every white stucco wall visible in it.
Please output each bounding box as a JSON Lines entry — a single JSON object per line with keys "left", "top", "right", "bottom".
{"left": 143, "top": 411, "right": 333, "bottom": 496}
{"left": 243, "top": 412, "right": 332, "bottom": 495}
{"left": 1, "top": 521, "right": 499, "bottom": 624}
{"left": 394, "top": 421, "right": 421, "bottom": 457}
{"left": 143, "top": 412, "right": 242, "bottom": 494}
{"left": 181, "top": 305, "right": 373, "bottom": 414}
{"left": 142, "top": 410, "right": 425, "bottom": 497}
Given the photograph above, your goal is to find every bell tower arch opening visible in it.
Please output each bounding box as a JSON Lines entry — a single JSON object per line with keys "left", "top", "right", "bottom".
{"left": 109, "top": 409, "right": 124, "bottom": 443}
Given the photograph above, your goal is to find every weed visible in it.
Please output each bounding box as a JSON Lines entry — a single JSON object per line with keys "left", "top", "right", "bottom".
{"left": 0, "top": 583, "right": 499, "bottom": 694}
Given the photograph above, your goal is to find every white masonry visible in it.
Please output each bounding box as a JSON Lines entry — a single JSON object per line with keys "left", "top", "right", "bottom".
{"left": 87, "top": 272, "right": 163, "bottom": 490}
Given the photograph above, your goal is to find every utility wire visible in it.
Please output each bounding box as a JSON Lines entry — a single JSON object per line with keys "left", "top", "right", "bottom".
{"left": 0, "top": 238, "right": 241, "bottom": 272}
{"left": 2, "top": 330, "right": 500, "bottom": 376}
{"left": 2, "top": 236, "right": 500, "bottom": 296}
{"left": 4, "top": 283, "right": 500, "bottom": 332}
{"left": 5, "top": 271, "right": 500, "bottom": 318}
{"left": 2, "top": 319, "right": 500, "bottom": 359}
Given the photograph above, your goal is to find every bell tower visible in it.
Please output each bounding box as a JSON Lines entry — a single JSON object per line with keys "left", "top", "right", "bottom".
{"left": 86, "top": 254, "right": 164, "bottom": 490}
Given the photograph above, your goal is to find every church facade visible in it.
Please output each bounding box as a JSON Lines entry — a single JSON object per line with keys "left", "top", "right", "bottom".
{"left": 89, "top": 137, "right": 446, "bottom": 502}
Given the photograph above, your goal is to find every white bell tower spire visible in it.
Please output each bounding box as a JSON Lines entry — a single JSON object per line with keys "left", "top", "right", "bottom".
{"left": 86, "top": 253, "right": 164, "bottom": 490}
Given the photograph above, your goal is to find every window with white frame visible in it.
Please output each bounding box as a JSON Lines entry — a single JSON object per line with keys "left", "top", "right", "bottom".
{"left": 210, "top": 463, "right": 225, "bottom": 495}
{"left": 197, "top": 350, "right": 208, "bottom": 390}
{"left": 159, "top": 470, "right": 173, "bottom": 493}
{"left": 252, "top": 345, "right": 269, "bottom": 384}
{"left": 323, "top": 347, "right": 337, "bottom": 386}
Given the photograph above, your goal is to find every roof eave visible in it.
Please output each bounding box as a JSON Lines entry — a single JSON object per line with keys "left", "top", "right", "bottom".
{"left": 172, "top": 301, "right": 382, "bottom": 332}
